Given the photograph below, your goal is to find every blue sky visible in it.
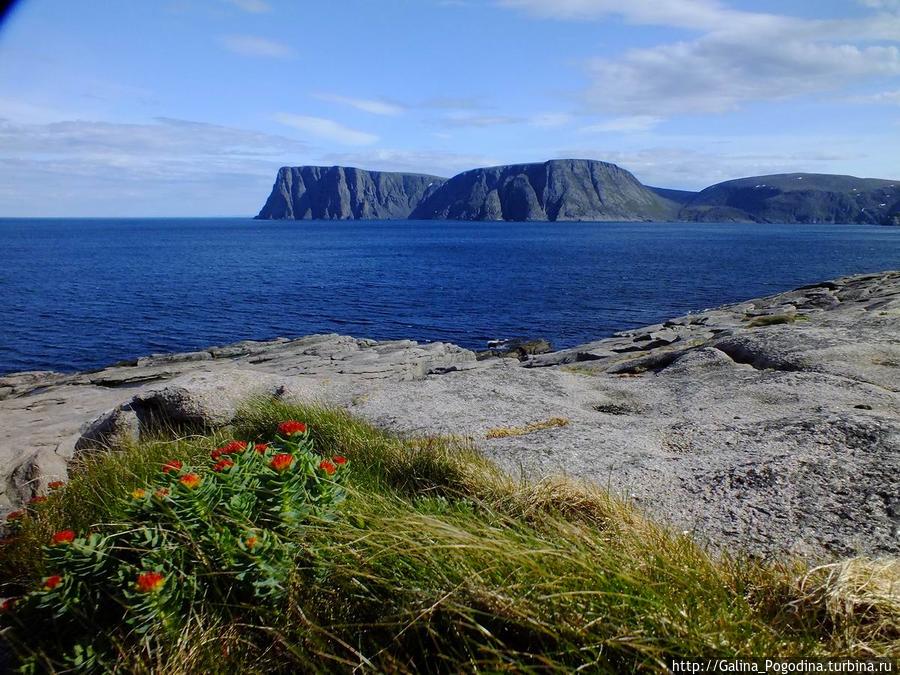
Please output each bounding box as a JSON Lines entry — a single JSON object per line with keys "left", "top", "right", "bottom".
{"left": 1, "top": 0, "right": 899, "bottom": 216}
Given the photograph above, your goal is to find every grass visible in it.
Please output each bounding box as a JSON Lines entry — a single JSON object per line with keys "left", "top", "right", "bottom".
{"left": 1, "top": 398, "right": 898, "bottom": 673}
{"left": 484, "top": 417, "right": 570, "bottom": 439}
{"left": 745, "top": 313, "right": 808, "bottom": 327}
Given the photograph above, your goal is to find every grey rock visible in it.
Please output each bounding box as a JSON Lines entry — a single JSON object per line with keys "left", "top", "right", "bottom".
{"left": 410, "top": 159, "right": 680, "bottom": 222}
{"left": 7, "top": 448, "right": 67, "bottom": 503}
{"left": 254, "top": 162, "right": 900, "bottom": 225}
{"left": 2, "top": 273, "right": 899, "bottom": 560}
{"left": 75, "top": 406, "right": 141, "bottom": 451}
{"left": 256, "top": 166, "right": 446, "bottom": 220}
{"left": 136, "top": 351, "right": 212, "bottom": 367}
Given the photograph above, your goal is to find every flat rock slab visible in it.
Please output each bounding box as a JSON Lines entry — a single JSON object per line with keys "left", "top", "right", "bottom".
{"left": 1, "top": 272, "right": 898, "bottom": 559}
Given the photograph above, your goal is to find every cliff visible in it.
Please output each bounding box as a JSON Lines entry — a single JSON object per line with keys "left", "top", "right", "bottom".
{"left": 255, "top": 166, "right": 446, "bottom": 220}
{"left": 679, "top": 173, "right": 900, "bottom": 224}
{"left": 409, "top": 159, "right": 680, "bottom": 221}
{"left": 255, "top": 162, "right": 900, "bottom": 225}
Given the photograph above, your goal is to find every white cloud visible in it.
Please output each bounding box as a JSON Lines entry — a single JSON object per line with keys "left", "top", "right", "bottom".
{"left": 219, "top": 34, "right": 295, "bottom": 58}
{"left": 441, "top": 112, "right": 524, "bottom": 127}
{"left": 319, "top": 149, "right": 500, "bottom": 177}
{"left": 585, "top": 38, "right": 900, "bottom": 116}
{"left": 858, "top": 0, "right": 900, "bottom": 9}
{"left": 497, "top": 0, "right": 776, "bottom": 31}
{"left": 226, "top": 0, "right": 271, "bottom": 12}
{"left": 0, "top": 116, "right": 312, "bottom": 216}
{"left": 852, "top": 89, "right": 900, "bottom": 105}
{"left": 530, "top": 112, "right": 573, "bottom": 127}
{"left": 313, "top": 93, "right": 405, "bottom": 116}
{"left": 0, "top": 116, "right": 308, "bottom": 162}
{"left": 580, "top": 115, "right": 661, "bottom": 133}
{"left": 499, "top": 0, "right": 900, "bottom": 118}
{"left": 274, "top": 113, "right": 378, "bottom": 145}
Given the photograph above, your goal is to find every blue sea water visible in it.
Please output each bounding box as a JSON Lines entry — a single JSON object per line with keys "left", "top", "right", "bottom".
{"left": 0, "top": 218, "right": 898, "bottom": 376}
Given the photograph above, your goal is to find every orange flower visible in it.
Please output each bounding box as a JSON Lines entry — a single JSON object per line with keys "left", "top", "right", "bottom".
{"left": 269, "top": 453, "right": 293, "bottom": 472}
{"left": 212, "top": 440, "right": 247, "bottom": 460}
{"left": 277, "top": 420, "right": 307, "bottom": 436}
{"left": 212, "top": 458, "right": 234, "bottom": 472}
{"left": 245, "top": 536, "right": 258, "bottom": 550}
{"left": 28, "top": 496, "right": 47, "bottom": 505}
{"left": 153, "top": 488, "right": 170, "bottom": 500}
{"left": 42, "top": 575, "right": 62, "bottom": 591}
{"left": 254, "top": 443, "right": 269, "bottom": 454}
{"left": 135, "top": 571, "right": 165, "bottom": 593}
{"left": 131, "top": 488, "right": 147, "bottom": 499}
{"left": 333, "top": 456, "right": 347, "bottom": 465}
{"left": 6, "top": 510, "right": 24, "bottom": 521}
{"left": 51, "top": 530, "right": 76, "bottom": 546}
{"left": 319, "top": 459, "right": 336, "bottom": 476}
{"left": 179, "top": 473, "right": 201, "bottom": 489}
{"left": 47, "top": 481, "right": 65, "bottom": 490}
{"left": 162, "top": 460, "right": 183, "bottom": 474}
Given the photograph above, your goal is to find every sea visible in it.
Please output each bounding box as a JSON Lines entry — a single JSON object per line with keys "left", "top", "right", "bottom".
{"left": 1, "top": 218, "right": 898, "bottom": 376}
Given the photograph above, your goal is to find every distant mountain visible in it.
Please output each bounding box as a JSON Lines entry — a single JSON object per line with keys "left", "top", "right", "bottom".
{"left": 647, "top": 186, "right": 698, "bottom": 205}
{"left": 255, "top": 163, "right": 900, "bottom": 225}
{"left": 255, "top": 166, "right": 446, "bottom": 220}
{"left": 679, "top": 174, "right": 900, "bottom": 225}
{"left": 409, "top": 159, "right": 680, "bottom": 221}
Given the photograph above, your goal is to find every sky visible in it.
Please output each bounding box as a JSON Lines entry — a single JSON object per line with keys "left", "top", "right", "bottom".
{"left": 0, "top": 0, "right": 899, "bottom": 216}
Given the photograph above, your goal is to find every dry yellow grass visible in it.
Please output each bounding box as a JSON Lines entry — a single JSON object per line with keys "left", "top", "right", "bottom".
{"left": 485, "top": 416, "right": 570, "bottom": 439}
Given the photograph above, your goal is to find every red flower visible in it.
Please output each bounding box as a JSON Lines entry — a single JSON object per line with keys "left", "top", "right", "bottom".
{"left": 47, "top": 481, "right": 65, "bottom": 490}
{"left": 51, "top": 530, "right": 76, "bottom": 546}
{"left": 28, "top": 496, "right": 48, "bottom": 505}
{"left": 153, "top": 488, "right": 170, "bottom": 500}
{"left": 212, "top": 458, "right": 234, "bottom": 472}
{"left": 269, "top": 453, "right": 293, "bottom": 472}
{"left": 212, "top": 440, "right": 247, "bottom": 459}
{"left": 135, "top": 571, "right": 165, "bottom": 593}
{"left": 333, "top": 456, "right": 347, "bottom": 465}
{"left": 0, "top": 597, "right": 15, "bottom": 612}
{"left": 277, "top": 420, "right": 307, "bottom": 436}
{"left": 319, "top": 459, "right": 336, "bottom": 476}
{"left": 6, "top": 510, "right": 24, "bottom": 521}
{"left": 179, "top": 473, "right": 201, "bottom": 489}
{"left": 42, "top": 575, "right": 62, "bottom": 591}
{"left": 254, "top": 443, "right": 269, "bottom": 454}
{"left": 162, "top": 460, "right": 183, "bottom": 474}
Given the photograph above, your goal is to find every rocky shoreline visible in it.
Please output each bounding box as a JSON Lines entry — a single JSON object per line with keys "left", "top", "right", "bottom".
{"left": 2, "top": 271, "right": 898, "bottom": 558}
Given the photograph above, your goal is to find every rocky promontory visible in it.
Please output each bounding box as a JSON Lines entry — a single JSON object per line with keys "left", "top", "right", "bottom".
{"left": 255, "top": 166, "right": 446, "bottom": 220}
{"left": 255, "top": 161, "right": 900, "bottom": 224}
{"left": 409, "top": 159, "right": 680, "bottom": 221}
{"left": 2, "top": 272, "right": 898, "bottom": 557}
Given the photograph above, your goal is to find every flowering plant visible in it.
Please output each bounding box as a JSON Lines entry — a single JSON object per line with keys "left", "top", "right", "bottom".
{"left": 1, "top": 420, "right": 348, "bottom": 667}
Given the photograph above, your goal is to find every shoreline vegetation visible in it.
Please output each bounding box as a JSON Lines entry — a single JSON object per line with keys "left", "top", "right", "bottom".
{"left": 1, "top": 400, "right": 898, "bottom": 672}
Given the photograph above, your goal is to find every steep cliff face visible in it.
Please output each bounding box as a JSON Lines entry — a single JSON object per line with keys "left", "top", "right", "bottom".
{"left": 409, "top": 159, "right": 681, "bottom": 222}
{"left": 255, "top": 166, "right": 446, "bottom": 220}
{"left": 255, "top": 164, "right": 900, "bottom": 224}
{"left": 679, "top": 174, "right": 900, "bottom": 224}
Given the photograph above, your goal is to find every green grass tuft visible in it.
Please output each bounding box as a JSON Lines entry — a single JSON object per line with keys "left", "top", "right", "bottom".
{"left": 1, "top": 398, "right": 897, "bottom": 673}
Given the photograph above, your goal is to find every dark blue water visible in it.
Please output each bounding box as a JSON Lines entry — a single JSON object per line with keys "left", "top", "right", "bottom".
{"left": 1, "top": 218, "right": 898, "bottom": 375}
